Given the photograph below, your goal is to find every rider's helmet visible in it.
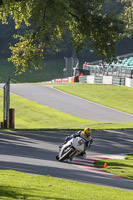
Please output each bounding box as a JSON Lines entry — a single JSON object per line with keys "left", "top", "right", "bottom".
{"left": 83, "top": 127, "right": 92, "bottom": 138}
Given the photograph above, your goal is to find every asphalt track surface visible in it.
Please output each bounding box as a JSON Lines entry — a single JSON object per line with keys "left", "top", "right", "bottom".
{"left": 0, "top": 83, "right": 133, "bottom": 123}
{"left": 0, "top": 84, "right": 133, "bottom": 190}
{"left": 0, "top": 129, "right": 133, "bottom": 191}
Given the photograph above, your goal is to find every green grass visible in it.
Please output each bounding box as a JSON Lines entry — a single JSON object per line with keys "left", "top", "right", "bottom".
{"left": 0, "top": 170, "right": 132, "bottom": 200}
{"left": 0, "top": 84, "right": 133, "bottom": 198}
{"left": 52, "top": 83, "right": 133, "bottom": 129}
{"left": 94, "top": 155, "right": 133, "bottom": 179}
{"left": 55, "top": 84, "right": 133, "bottom": 115}
{"left": 1, "top": 84, "right": 133, "bottom": 129}
{"left": 0, "top": 89, "right": 102, "bottom": 129}
{"left": 0, "top": 58, "right": 64, "bottom": 83}
{"left": 85, "top": 122, "right": 133, "bottom": 129}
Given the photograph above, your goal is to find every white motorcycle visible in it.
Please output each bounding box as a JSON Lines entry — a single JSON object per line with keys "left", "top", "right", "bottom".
{"left": 56, "top": 136, "right": 89, "bottom": 162}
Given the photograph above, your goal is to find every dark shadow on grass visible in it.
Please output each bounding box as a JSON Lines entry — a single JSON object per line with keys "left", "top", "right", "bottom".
{"left": 0, "top": 186, "right": 73, "bottom": 200}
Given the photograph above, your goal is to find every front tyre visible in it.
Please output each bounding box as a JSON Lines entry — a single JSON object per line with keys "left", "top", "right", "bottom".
{"left": 56, "top": 155, "right": 59, "bottom": 160}
{"left": 59, "top": 148, "right": 74, "bottom": 162}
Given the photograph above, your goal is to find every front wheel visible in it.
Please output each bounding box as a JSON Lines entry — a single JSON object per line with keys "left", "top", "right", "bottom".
{"left": 59, "top": 148, "right": 74, "bottom": 162}
{"left": 56, "top": 155, "right": 59, "bottom": 160}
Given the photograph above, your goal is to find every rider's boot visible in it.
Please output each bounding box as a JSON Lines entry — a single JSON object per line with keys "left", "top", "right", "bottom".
{"left": 78, "top": 151, "right": 86, "bottom": 158}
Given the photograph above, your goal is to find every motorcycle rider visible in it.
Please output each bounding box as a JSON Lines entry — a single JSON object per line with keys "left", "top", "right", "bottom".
{"left": 64, "top": 127, "right": 93, "bottom": 157}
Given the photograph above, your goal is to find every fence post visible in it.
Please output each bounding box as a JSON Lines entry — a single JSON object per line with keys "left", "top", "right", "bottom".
{"left": 3, "top": 85, "right": 6, "bottom": 127}
{"left": 3, "top": 77, "right": 11, "bottom": 128}
{"left": 9, "top": 108, "right": 15, "bottom": 129}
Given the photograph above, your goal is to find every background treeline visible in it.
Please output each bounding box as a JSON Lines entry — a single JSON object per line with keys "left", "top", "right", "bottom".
{"left": 1, "top": 19, "right": 133, "bottom": 64}
{"left": 0, "top": 0, "right": 133, "bottom": 83}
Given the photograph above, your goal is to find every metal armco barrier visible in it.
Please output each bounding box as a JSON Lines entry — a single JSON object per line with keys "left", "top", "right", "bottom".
{"left": 103, "top": 76, "right": 112, "bottom": 84}
{"left": 51, "top": 75, "right": 133, "bottom": 88}
{"left": 112, "top": 77, "right": 125, "bottom": 85}
{"left": 79, "top": 76, "right": 87, "bottom": 83}
{"left": 130, "top": 79, "right": 133, "bottom": 88}
{"left": 94, "top": 76, "right": 103, "bottom": 84}
{"left": 78, "top": 75, "right": 129, "bottom": 87}
{"left": 120, "top": 78, "right": 125, "bottom": 85}
{"left": 112, "top": 77, "right": 121, "bottom": 85}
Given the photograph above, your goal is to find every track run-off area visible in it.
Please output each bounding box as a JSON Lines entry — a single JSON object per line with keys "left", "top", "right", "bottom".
{"left": 0, "top": 84, "right": 133, "bottom": 191}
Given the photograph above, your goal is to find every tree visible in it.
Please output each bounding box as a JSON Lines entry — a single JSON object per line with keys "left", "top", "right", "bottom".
{"left": 0, "top": 0, "right": 124, "bottom": 72}
{"left": 119, "top": 0, "right": 133, "bottom": 37}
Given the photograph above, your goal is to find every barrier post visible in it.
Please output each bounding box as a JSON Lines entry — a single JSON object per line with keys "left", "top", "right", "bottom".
{"left": 9, "top": 108, "right": 15, "bottom": 129}
{"left": 3, "top": 77, "right": 11, "bottom": 128}
{"left": 1, "top": 122, "right": 4, "bottom": 129}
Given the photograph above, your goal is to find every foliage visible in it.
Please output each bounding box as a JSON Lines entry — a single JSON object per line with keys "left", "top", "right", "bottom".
{"left": 119, "top": 0, "right": 133, "bottom": 37}
{"left": 0, "top": 58, "right": 65, "bottom": 83}
{"left": 0, "top": 0, "right": 124, "bottom": 72}
{"left": 8, "top": 34, "right": 44, "bottom": 73}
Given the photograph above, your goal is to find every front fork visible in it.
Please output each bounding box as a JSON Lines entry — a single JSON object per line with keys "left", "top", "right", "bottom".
{"left": 69, "top": 148, "right": 79, "bottom": 160}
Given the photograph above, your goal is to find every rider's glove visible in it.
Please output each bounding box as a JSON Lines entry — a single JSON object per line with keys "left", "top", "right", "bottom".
{"left": 65, "top": 136, "right": 72, "bottom": 143}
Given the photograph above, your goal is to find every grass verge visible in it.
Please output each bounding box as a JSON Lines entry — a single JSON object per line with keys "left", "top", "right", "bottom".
{"left": 54, "top": 84, "right": 133, "bottom": 115}
{"left": 0, "top": 89, "right": 102, "bottom": 129}
{"left": 0, "top": 170, "right": 132, "bottom": 200}
{"left": 1, "top": 85, "right": 133, "bottom": 129}
{"left": 94, "top": 155, "right": 133, "bottom": 179}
